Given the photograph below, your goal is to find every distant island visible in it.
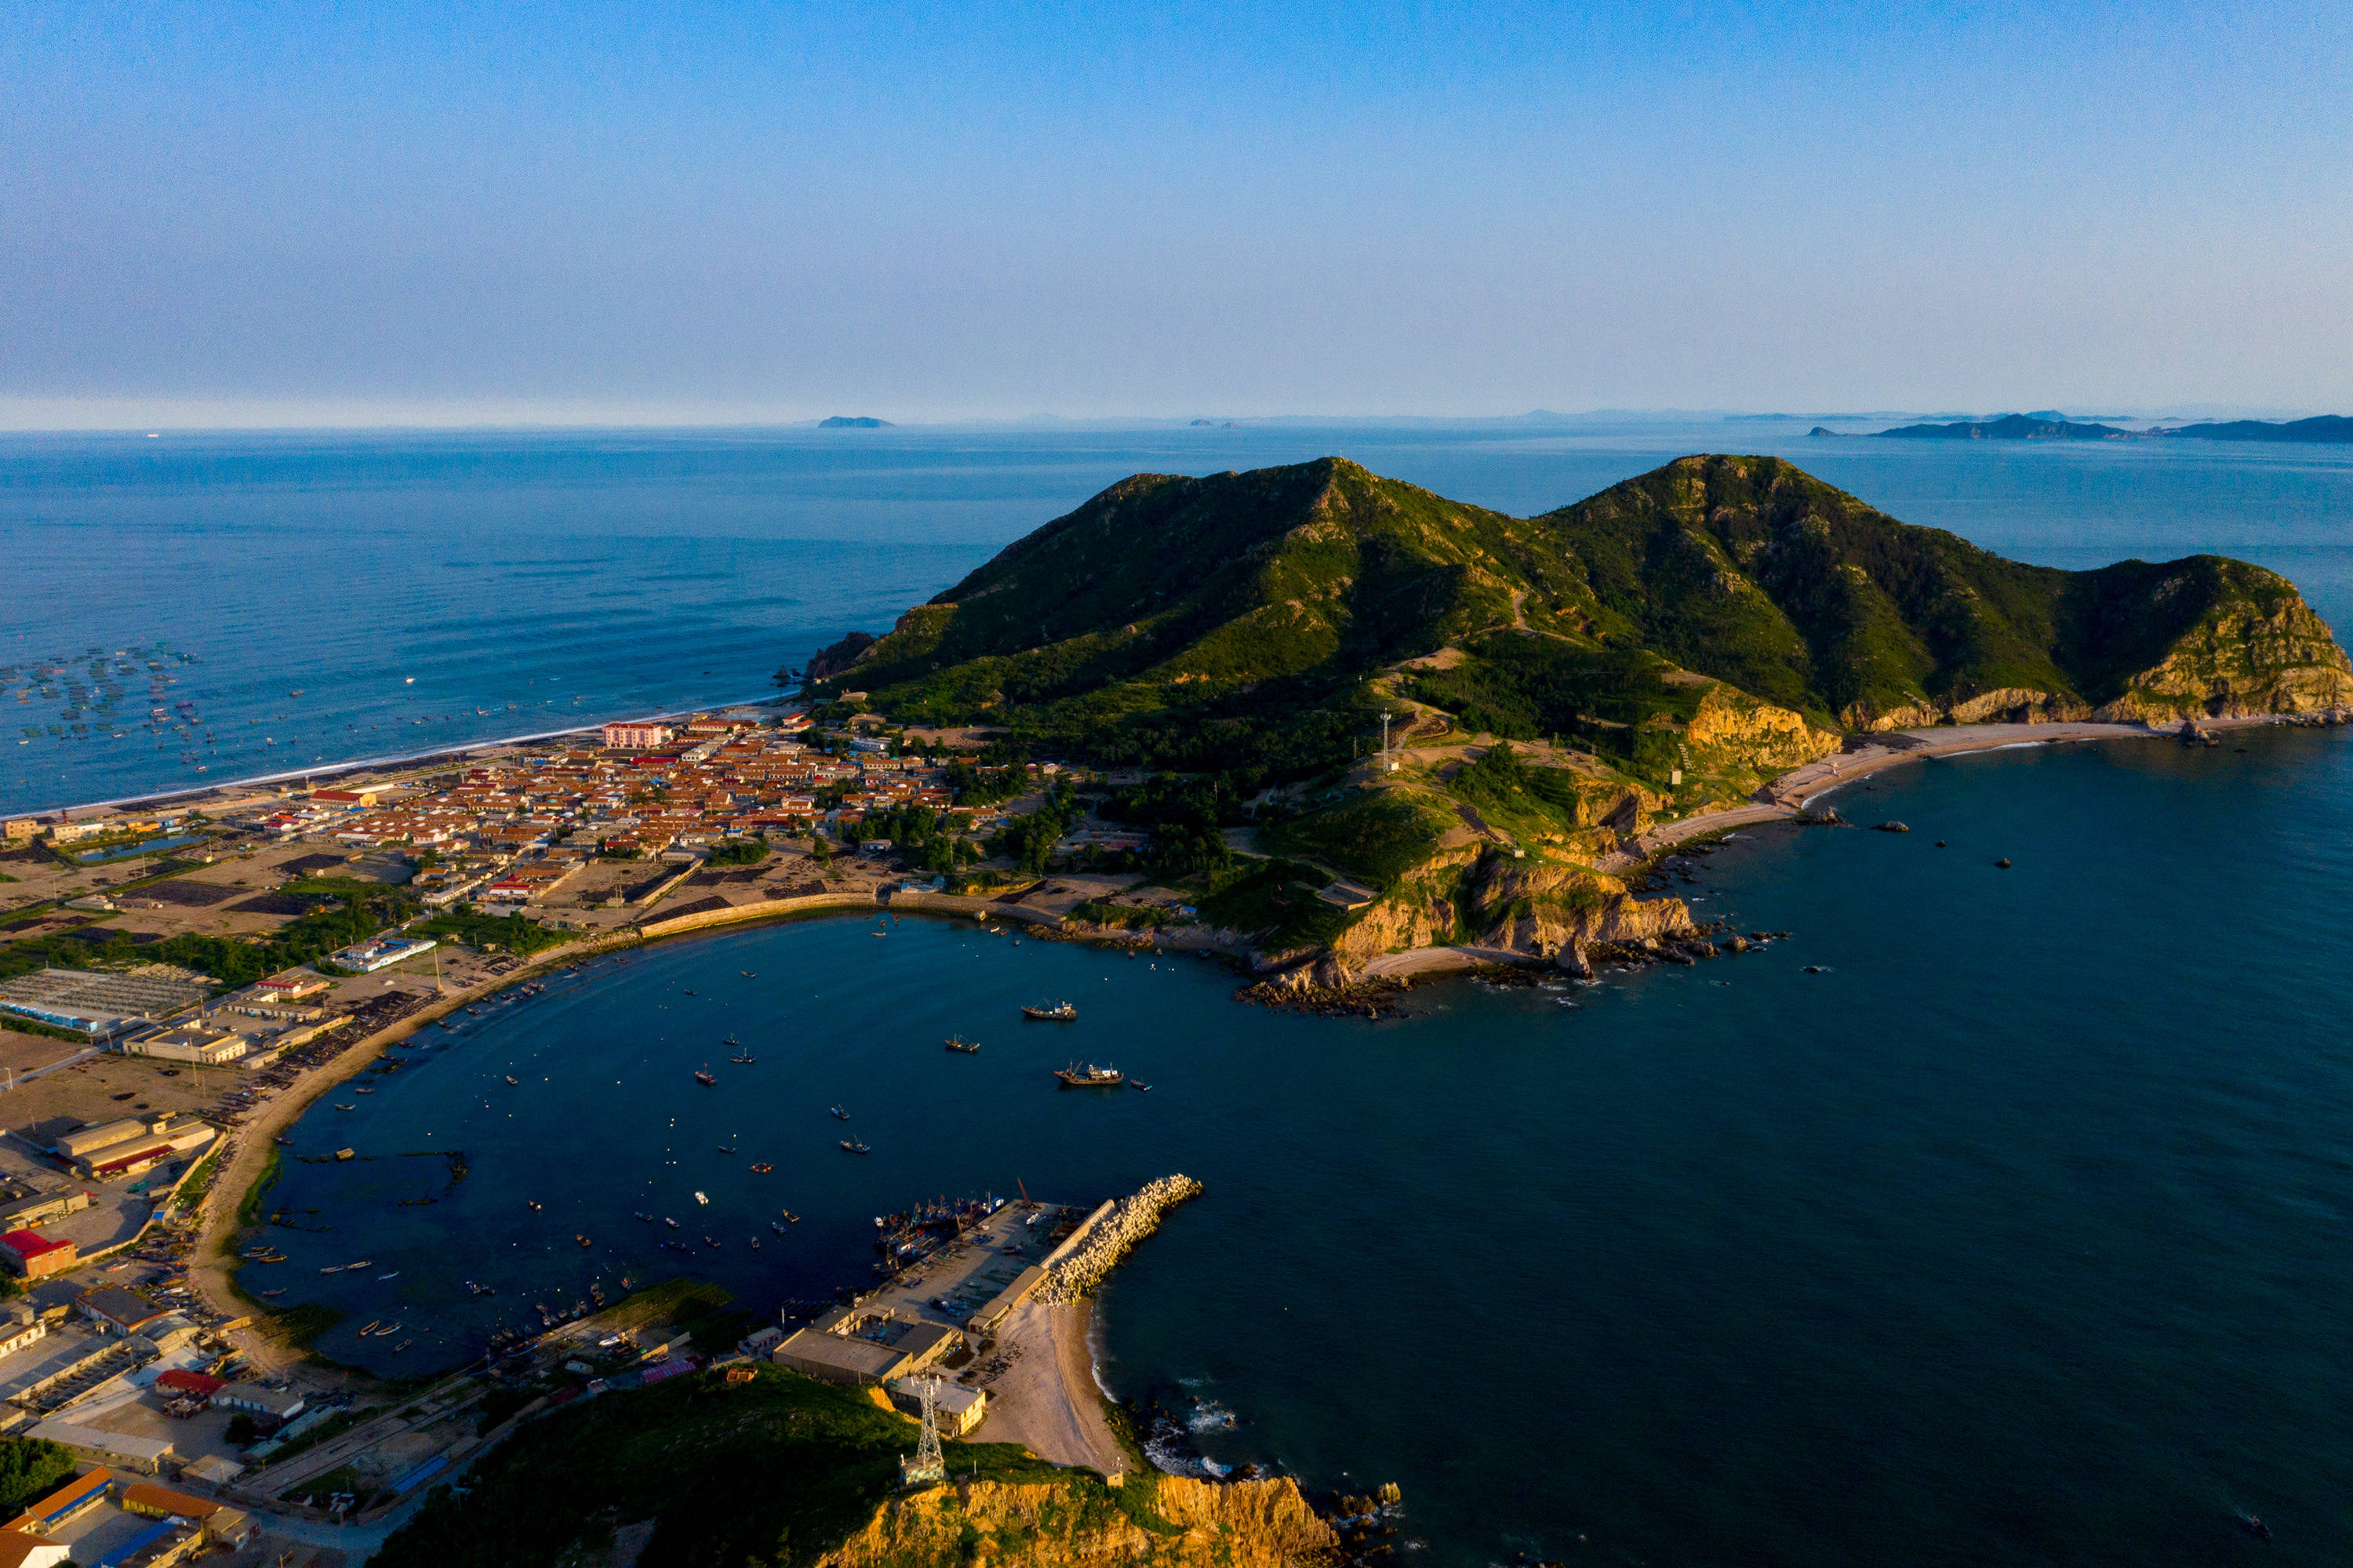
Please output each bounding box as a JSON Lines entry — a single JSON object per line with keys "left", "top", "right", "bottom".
{"left": 1809, "top": 411, "right": 2351, "bottom": 444}
{"left": 1813, "top": 413, "right": 2134, "bottom": 440}
{"left": 817, "top": 415, "right": 895, "bottom": 428}
{"left": 2155, "top": 414, "right": 2353, "bottom": 443}
{"left": 803, "top": 453, "right": 2352, "bottom": 1002}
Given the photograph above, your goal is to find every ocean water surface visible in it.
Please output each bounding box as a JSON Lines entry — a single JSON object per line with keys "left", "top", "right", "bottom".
{"left": 5, "top": 421, "right": 2351, "bottom": 816}
{"left": 257, "top": 724, "right": 2353, "bottom": 1566}
{"left": 16, "top": 424, "right": 2353, "bottom": 1563}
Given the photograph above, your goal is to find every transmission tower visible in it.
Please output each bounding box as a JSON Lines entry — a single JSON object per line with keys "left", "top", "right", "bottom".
{"left": 900, "top": 1375, "right": 946, "bottom": 1487}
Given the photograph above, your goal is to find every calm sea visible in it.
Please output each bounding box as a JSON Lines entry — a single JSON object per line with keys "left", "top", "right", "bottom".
{"left": 4, "top": 421, "right": 2351, "bottom": 816}
{"left": 16, "top": 424, "right": 2353, "bottom": 1563}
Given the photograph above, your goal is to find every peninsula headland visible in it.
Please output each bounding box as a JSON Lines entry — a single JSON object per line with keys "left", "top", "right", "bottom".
{"left": 799, "top": 453, "right": 2353, "bottom": 999}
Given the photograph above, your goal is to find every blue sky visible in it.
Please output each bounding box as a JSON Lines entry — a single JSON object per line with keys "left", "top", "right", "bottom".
{"left": 3, "top": 2, "right": 2348, "bottom": 424}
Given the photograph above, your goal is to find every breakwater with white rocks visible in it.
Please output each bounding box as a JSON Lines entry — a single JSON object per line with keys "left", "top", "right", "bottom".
{"left": 1038, "top": 1174, "right": 1204, "bottom": 1304}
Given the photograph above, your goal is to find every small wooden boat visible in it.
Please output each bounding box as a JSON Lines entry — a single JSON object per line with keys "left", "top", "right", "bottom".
{"left": 1021, "top": 1002, "right": 1078, "bottom": 1021}
{"left": 829, "top": 1105, "right": 849, "bottom": 1121}
{"left": 839, "top": 1139, "right": 871, "bottom": 1155}
{"left": 779, "top": 1209, "right": 798, "bottom": 1223}
{"left": 694, "top": 1068, "right": 717, "bottom": 1086}
{"left": 504, "top": 1075, "right": 518, "bottom": 1086}
{"left": 575, "top": 1234, "right": 592, "bottom": 1248}
{"left": 944, "top": 1036, "right": 980, "bottom": 1053}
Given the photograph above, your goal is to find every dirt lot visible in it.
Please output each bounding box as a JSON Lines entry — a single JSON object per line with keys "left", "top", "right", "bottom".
{"left": 0, "top": 1024, "right": 94, "bottom": 1079}
{"left": 2, "top": 1048, "right": 250, "bottom": 1148}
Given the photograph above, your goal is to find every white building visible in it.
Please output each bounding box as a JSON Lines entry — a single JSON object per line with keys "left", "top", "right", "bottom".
{"left": 325, "top": 936, "right": 437, "bottom": 973}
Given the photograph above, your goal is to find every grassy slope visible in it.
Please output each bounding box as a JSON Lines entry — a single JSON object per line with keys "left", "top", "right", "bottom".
{"left": 373, "top": 1365, "right": 1146, "bottom": 1568}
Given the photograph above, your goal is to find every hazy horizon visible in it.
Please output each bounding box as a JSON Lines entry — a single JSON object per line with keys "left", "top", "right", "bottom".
{"left": 7, "top": 3, "right": 2350, "bottom": 425}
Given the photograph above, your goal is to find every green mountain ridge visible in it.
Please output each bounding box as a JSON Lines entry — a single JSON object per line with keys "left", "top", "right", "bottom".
{"left": 809, "top": 453, "right": 2349, "bottom": 985}
{"left": 814, "top": 453, "right": 2353, "bottom": 751}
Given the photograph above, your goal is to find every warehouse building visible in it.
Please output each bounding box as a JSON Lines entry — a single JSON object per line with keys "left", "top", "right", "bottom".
{"left": 51, "top": 1116, "right": 214, "bottom": 1181}
{"left": 213, "top": 1382, "right": 304, "bottom": 1421}
{"left": 772, "top": 1317, "right": 962, "bottom": 1387}
{"left": 120, "top": 1023, "right": 246, "bottom": 1066}
{"left": 0, "top": 1190, "right": 93, "bottom": 1231}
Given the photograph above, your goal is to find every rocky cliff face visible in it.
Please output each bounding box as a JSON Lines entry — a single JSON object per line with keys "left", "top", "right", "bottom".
{"left": 1680, "top": 683, "right": 1843, "bottom": 766}
{"left": 1317, "top": 853, "right": 1694, "bottom": 979}
{"left": 2092, "top": 593, "right": 2353, "bottom": 722}
{"left": 809, "top": 1475, "right": 1340, "bottom": 1568}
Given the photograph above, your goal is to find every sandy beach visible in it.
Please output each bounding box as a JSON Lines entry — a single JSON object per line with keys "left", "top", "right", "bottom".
{"left": 966, "top": 1297, "right": 1129, "bottom": 1475}
{"left": 1595, "top": 716, "right": 2296, "bottom": 871}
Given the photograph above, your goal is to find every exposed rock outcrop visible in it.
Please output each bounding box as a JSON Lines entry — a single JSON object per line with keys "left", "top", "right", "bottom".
{"left": 1682, "top": 684, "right": 1842, "bottom": 769}
{"left": 811, "top": 1475, "right": 1341, "bottom": 1568}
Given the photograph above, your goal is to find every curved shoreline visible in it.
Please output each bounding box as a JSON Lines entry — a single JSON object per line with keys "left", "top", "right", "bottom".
{"left": 18, "top": 689, "right": 793, "bottom": 820}
{"left": 1597, "top": 715, "right": 2316, "bottom": 871}
{"left": 198, "top": 717, "right": 2331, "bottom": 1359}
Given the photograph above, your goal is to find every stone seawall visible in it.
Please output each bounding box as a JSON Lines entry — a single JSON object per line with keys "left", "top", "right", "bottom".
{"left": 1036, "top": 1174, "right": 1204, "bottom": 1304}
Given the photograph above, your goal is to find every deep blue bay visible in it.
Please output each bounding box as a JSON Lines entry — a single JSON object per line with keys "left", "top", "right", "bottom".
{"left": 258, "top": 724, "right": 2353, "bottom": 1566}
{"left": 13, "top": 423, "right": 2353, "bottom": 1561}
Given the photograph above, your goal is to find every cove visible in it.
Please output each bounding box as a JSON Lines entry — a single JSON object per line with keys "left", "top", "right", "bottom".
{"left": 260, "top": 725, "right": 2353, "bottom": 1566}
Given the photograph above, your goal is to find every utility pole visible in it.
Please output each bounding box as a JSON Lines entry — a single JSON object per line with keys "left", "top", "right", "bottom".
{"left": 1378, "top": 711, "right": 1394, "bottom": 769}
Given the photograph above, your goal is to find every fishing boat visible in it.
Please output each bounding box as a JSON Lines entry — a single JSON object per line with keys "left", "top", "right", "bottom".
{"left": 334, "top": 1102, "right": 356, "bottom": 1111}
{"left": 504, "top": 1075, "right": 518, "bottom": 1086}
{"left": 829, "top": 1105, "right": 850, "bottom": 1121}
{"left": 663, "top": 1239, "right": 693, "bottom": 1254}
{"left": 770, "top": 1220, "right": 789, "bottom": 1236}
{"left": 1130, "top": 1081, "right": 1155, "bottom": 1093}
{"left": 716, "top": 1145, "right": 736, "bottom": 1155}
{"left": 694, "top": 1068, "right": 717, "bottom": 1086}
{"left": 1021, "top": 1002, "right": 1078, "bottom": 1021}
{"left": 779, "top": 1209, "right": 798, "bottom": 1223}
{"left": 353, "top": 1086, "right": 373, "bottom": 1095}
{"left": 394, "top": 1339, "right": 410, "bottom": 1352}
{"left": 704, "top": 1235, "right": 722, "bottom": 1249}
{"left": 259, "top": 1288, "right": 285, "bottom": 1299}
{"left": 349, "top": 1260, "right": 373, "bottom": 1269}
{"left": 378, "top": 1271, "right": 400, "bottom": 1279}
{"left": 694, "top": 1191, "right": 710, "bottom": 1206}
{"left": 749, "top": 1236, "right": 760, "bottom": 1249}
{"left": 839, "top": 1139, "right": 871, "bottom": 1155}
{"left": 575, "top": 1234, "right": 592, "bottom": 1248}
{"left": 742, "top": 971, "right": 756, "bottom": 977}
{"left": 1055, "top": 1062, "right": 1124, "bottom": 1088}
{"left": 664, "top": 1217, "right": 679, "bottom": 1228}
{"left": 527, "top": 1199, "right": 543, "bottom": 1212}
{"left": 589, "top": 1282, "right": 606, "bottom": 1307}
{"left": 467, "top": 1280, "right": 496, "bottom": 1297}
{"left": 729, "top": 1052, "right": 756, "bottom": 1064}
{"left": 944, "top": 1036, "right": 980, "bottom": 1053}
{"left": 634, "top": 1211, "right": 655, "bottom": 1223}
{"left": 320, "top": 1264, "right": 345, "bottom": 1275}
{"left": 359, "top": 1319, "right": 383, "bottom": 1336}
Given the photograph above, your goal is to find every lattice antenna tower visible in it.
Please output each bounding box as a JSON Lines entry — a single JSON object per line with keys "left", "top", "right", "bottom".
{"left": 900, "top": 1375, "right": 946, "bottom": 1486}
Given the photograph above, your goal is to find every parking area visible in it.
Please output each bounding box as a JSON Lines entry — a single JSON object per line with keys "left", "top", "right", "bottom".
{"left": 856, "top": 1202, "right": 1070, "bottom": 1332}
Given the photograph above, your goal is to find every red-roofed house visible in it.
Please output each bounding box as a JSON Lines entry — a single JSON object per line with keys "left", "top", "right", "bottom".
{"left": 0, "top": 1230, "right": 75, "bottom": 1279}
